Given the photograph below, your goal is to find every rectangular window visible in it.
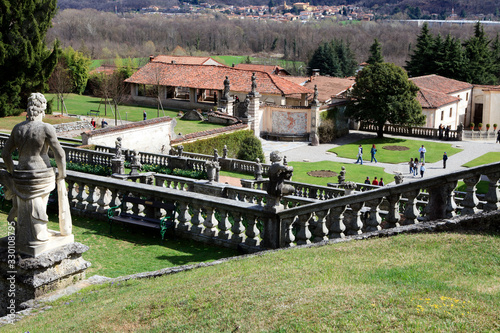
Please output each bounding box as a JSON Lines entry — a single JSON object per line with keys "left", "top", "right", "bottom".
{"left": 441, "top": 111, "right": 444, "bottom": 121}
{"left": 466, "top": 92, "right": 469, "bottom": 101}
{"left": 450, "top": 108, "right": 453, "bottom": 117}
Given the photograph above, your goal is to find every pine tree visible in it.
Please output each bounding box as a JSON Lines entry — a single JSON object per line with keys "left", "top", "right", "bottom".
{"left": 308, "top": 39, "right": 357, "bottom": 77}
{"left": 0, "top": 0, "right": 59, "bottom": 116}
{"left": 366, "top": 38, "right": 384, "bottom": 65}
{"left": 463, "top": 22, "right": 497, "bottom": 84}
{"left": 405, "top": 23, "right": 434, "bottom": 77}
{"left": 434, "top": 34, "right": 467, "bottom": 81}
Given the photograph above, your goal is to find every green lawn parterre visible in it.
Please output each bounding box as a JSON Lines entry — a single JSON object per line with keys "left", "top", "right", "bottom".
{"left": 4, "top": 232, "right": 499, "bottom": 332}
{"left": 0, "top": 207, "right": 238, "bottom": 278}
{"left": 329, "top": 137, "right": 463, "bottom": 164}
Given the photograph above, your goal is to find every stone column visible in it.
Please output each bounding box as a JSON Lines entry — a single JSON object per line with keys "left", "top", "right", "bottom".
{"left": 248, "top": 93, "right": 261, "bottom": 137}
{"left": 309, "top": 85, "right": 320, "bottom": 146}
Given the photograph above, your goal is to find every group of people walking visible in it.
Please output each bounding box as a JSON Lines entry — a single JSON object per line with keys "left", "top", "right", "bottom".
{"left": 354, "top": 144, "right": 378, "bottom": 165}
{"left": 364, "top": 176, "right": 384, "bottom": 186}
{"left": 409, "top": 157, "right": 426, "bottom": 177}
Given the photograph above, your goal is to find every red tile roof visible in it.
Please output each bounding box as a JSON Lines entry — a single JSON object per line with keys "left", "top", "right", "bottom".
{"left": 125, "top": 63, "right": 313, "bottom": 96}
{"left": 416, "top": 88, "right": 459, "bottom": 109}
{"left": 410, "top": 74, "right": 472, "bottom": 94}
{"left": 233, "top": 63, "right": 289, "bottom": 75}
{"left": 151, "top": 55, "right": 226, "bottom": 66}
{"left": 283, "top": 75, "right": 355, "bottom": 102}
{"left": 410, "top": 74, "right": 472, "bottom": 109}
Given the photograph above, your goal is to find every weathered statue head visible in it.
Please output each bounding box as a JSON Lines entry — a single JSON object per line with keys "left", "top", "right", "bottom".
{"left": 270, "top": 151, "right": 282, "bottom": 163}
{"left": 26, "top": 93, "right": 47, "bottom": 121}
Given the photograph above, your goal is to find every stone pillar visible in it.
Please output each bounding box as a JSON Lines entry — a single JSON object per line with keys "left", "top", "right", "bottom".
{"left": 248, "top": 92, "right": 261, "bottom": 137}
{"left": 310, "top": 86, "right": 320, "bottom": 146}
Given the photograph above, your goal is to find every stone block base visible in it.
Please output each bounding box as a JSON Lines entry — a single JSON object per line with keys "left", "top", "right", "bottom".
{"left": 0, "top": 242, "right": 90, "bottom": 317}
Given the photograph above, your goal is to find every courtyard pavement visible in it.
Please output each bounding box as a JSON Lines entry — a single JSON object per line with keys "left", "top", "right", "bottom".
{"left": 259, "top": 131, "right": 500, "bottom": 184}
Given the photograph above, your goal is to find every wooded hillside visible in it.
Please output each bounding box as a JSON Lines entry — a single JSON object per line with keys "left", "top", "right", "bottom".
{"left": 47, "top": 9, "right": 500, "bottom": 69}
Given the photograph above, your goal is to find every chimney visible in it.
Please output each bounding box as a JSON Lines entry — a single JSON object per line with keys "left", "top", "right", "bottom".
{"left": 149, "top": 55, "right": 154, "bottom": 62}
{"left": 171, "top": 60, "right": 176, "bottom": 64}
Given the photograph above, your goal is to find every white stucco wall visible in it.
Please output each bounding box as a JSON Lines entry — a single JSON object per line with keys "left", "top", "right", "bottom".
{"left": 81, "top": 117, "right": 175, "bottom": 154}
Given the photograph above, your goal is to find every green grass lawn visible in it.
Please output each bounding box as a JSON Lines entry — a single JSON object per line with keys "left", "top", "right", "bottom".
{"left": 462, "top": 152, "right": 500, "bottom": 167}
{"left": 5, "top": 232, "right": 499, "bottom": 332}
{"left": 43, "top": 93, "right": 224, "bottom": 135}
{"left": 329, "top": 137, "right": 462, "bottom": 164}
{"left": 0, "top": 206, "right": 238, "bottom": 278}
{"left": 221, "top": 161, "right": 394, "bottom": 186}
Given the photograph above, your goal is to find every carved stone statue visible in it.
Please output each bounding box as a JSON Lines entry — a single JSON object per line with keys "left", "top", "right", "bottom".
{"left": 338, "top": 166, "right": 346, "bottom": 184}
{"left": 222, "top": 145, "right": 228, "bottom": 159}
{"left": 223, "top": 76, "right": 230, "bottom": 100}
{"left": 213, "top": 148, "right": 219, "bottom": 162}
{"left": 254, "top": 158, "right": 263, "bottom": 181}
{"left": 266, "top": 151, "right": 294, "bottom": 209}
{"left": 177, "top": 145, "right": 184, "bottom": 157}
{"left": 250, "top": 72, "right": 257, "bottom": 94}
{"left": 205, "top": 159, "right": 220, "bottom": 183}
{"left": 312, "top": 84, "right": 319, "bottom": 105}
{"left": 394, "top": 172, "right": 404, "bottom": 184}
{"left": 114, "top": 137, "right": 123, "bottom": 159}
{"left": 237, "top": 95, "right": 250, "bottom": 119}
{"left": 129, "top": 150, "right": 142, "bottom": 175}
{"left": 0, "top": 93, "right": 73, "bottom": 255}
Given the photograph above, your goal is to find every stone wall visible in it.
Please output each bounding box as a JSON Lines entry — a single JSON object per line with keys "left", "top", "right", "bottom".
{"left": 81, "top": 117, "right": 176, "bottom": 154}
{"left": 53, "top": 121, "right": 93, "bottom": 134}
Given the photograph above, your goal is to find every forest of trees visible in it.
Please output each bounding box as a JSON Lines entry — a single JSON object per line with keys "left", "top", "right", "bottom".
{"left": 47, "top": 9, "right": 500, "bottom": 69}
{"left": 57, "top": 0, "right": 500, "bottom": 17}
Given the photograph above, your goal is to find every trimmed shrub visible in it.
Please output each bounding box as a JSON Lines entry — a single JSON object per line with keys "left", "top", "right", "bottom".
{"left": 318, "top": 118, "right": 336, "bottom": 143}
{"left": 181, "top": 130, "right": 256, "bottom": 159}
{"left": 236, "top": 135, "right": 265, "bottom": 163}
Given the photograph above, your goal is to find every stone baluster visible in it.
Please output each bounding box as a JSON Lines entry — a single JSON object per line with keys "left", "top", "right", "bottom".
{"left": 365, "top": 198, "right": 383, "bottom": 232}
{"left": 402, "top": 189, "right": 420, "bottom": 225}
{"left": 346, "top": 202, "right": 364, "bottom": 235}
{"left": 95, "top": 186, "right": 111, "bottom": 214}
{"left": 217, "top": 208, "right": 232, "bottom": 241}
{"left": 296, "top": 213, "right": 312, "bottom": 245}
{"left": 445, "top": 180, "right": 458, "bottom": 218}
{"left": 202, "top": 206, "right": 218, "bottom": 237}
{"left": 66, "top": 179, "right": 77, "bottom": 207}
{"left": 312, "top": 210, "right": 329, "bottom": 242}
{"left": 282, "top": 216, "right": 296, "bottom": 247}
{"left": 462, "top": 175, "right": 480, "bottom": 215}
{"left": 484, "top": 172, "right": 500, "bottom": 211}
{"left": 385, "top": 194, "right": 401, "bottom": 228}
{"left": 175, "top": 201, "right": 191, "bottom": 232}
{"left": 189, "top": 204, "right": 203, "bottom": 234}
{"left": 230, "top": 212, "right": 246, "bottom": 244}
{"left": 75, "top": 182, "right": 88, "bottom": 211}
{"left": 328, "top": 205, "right": 347, "bottom": 239}
{"left": 244, "top": 215, "right": 261, "bottom": 247}
{"left": 86, "top": 184, "right": 98, "bottom": 212}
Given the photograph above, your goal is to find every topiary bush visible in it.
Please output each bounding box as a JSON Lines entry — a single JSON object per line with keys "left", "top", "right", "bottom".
{"left": 181, "top": 130, "right": 257, "bottom": 159}
{"left": 236, "top": 135, "right": 265, "bottom": 163}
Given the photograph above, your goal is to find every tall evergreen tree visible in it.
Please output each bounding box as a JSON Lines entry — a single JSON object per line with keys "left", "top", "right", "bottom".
{"left": 491, "top": 33, "right": 500, "bottom": 81}
{"left": 366, "top": 38, "right": 384, "bottom": 65}
{"left": 308, "top": 39, "right": 357, "bottom": 77}
{"left": 0, "top": 0, "right": 59, "bottom": 116}
{"left": 405, "top": 23, "right": 434, "bottom": 77}
{"left": 434, "top": 34, "right": 467, "bottom": 81}
{"left": 463, "top": 22, "right": 497, "bottom": 84}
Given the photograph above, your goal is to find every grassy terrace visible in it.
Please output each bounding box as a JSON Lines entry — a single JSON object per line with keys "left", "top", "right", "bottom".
{"left": 0, "top": 207, "right": 238, "bottom": 278}
{"left": 3, "top": 230, "right": 499, "bottom": 332}
{"left": 329, "top": 137, "right": 462, "bottom": 164}
{"left": 41, "top": 93, "right": 225, "bottom": 135}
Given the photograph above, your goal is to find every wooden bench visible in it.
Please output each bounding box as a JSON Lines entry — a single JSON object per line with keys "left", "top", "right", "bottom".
{"left": 107, "top": 196, "right": 176, "bottom": 241}
{"left": 87, "top": 110, "right": 100, "bottom": 117}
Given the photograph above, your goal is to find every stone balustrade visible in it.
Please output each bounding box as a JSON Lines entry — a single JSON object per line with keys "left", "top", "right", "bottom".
{"left": 63, "top": 146, "right": 114, "bottom": 167}
{"left": 462, "top": 130, "right": 497, "bottom": 141}
{"left": 359, "top": 122, "right": 461, "bottom": 140}
{"left": 274, "top": 162, "right": 500, "bottom": 248}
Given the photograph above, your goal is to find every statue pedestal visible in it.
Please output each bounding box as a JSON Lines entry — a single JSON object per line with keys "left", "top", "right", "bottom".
{"left": 0, "top": 242, "right": 90, "bottom": 317}
{"left": 10, "top": 230, "right": 75, "bottom": 257}
{"left": 111, "top": 158, "right": 125, "bottom": 175}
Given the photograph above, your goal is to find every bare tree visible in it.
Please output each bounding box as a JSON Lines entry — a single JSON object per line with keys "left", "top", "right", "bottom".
{"left": 48, "top": 59, "right": 74, "bottom": 114}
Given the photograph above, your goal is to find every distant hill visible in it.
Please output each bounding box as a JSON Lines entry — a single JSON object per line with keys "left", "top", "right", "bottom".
{"left": 58, "top": 0, "right": 499, "bottom": 17}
